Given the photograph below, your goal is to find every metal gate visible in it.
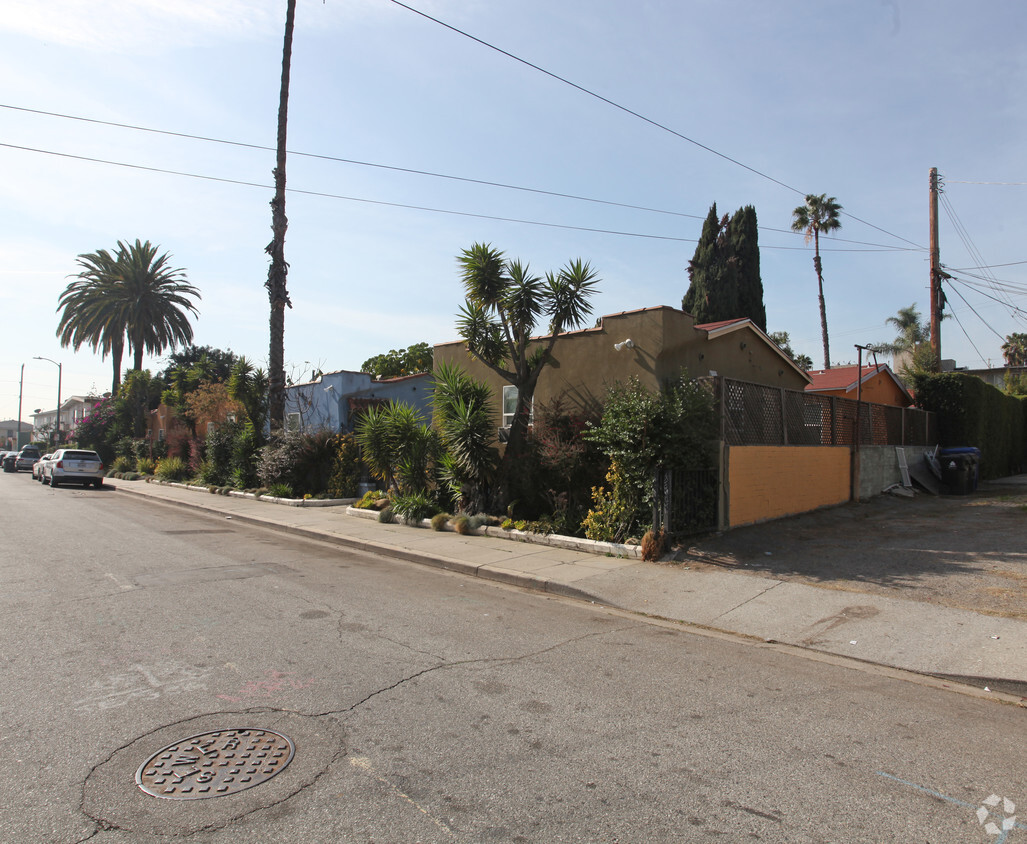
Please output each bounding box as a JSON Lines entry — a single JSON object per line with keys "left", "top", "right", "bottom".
{"left": 654, "top": 466, "right": 719, "bottom": 537}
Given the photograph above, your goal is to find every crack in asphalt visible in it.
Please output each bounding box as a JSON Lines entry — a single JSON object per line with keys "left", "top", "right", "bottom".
{"left": 320, "top": 623, "right": 641, "bottom": 717}
{"left": 73, "top": 623, "right": 640, "bottom": 840}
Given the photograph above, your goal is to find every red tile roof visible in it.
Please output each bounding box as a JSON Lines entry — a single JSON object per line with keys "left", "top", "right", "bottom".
{"left": 693, "top": 318, "right": 749, "bottom": 331}
{"left": 805, "top": 364, "right": 899, "bottom": 394}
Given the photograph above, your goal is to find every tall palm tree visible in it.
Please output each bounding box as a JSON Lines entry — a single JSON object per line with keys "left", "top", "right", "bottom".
{"left": 57, "top": 248, "right": 127, "bottom": 392}
{"left": 116, "top": 239, "right": 201, "bottom": 371}
{"left": 791, "top": 194, "right": 842, "bottom": 369}
{"left": 56, "top": 240, "right": 200, "bottom": 392}
{"left": 266, "top": 0, "right": 297, "bottom": 435}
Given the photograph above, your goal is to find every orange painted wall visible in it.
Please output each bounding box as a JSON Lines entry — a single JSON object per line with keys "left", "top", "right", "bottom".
{"left": 725, "top": 446, "right": 850, "bottom": 527}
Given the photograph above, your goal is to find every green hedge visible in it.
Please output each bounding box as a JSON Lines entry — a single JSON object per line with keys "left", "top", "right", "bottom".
{"left": 913, "top": 372, "right": 1026, "bottom": 478}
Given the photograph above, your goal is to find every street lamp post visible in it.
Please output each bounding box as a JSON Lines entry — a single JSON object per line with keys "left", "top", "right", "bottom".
{"left": 33, "top": 357, "right": 62, "bottom": 447}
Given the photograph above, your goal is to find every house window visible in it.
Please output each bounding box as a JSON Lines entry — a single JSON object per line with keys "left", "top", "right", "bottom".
{"left": 158, "top": 428, "right": 166, "bottom": 441}
{"left": 502, "top": 385, "right": 533, "bottom": 428}
{"left": 207, "top": 422, "right": 216, "bottom": 435}
{"left": 286, "top": 412, "right": 301, "bottom": 433}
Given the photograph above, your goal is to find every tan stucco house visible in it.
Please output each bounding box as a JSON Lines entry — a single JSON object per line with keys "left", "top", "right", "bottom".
{"left": 434, "top": 306, "right": 811, "bottom": 428}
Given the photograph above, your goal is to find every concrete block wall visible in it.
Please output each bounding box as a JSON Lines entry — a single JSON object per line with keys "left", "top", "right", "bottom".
{"left": 856, "top": 445, "right": 907, "bottom": 500}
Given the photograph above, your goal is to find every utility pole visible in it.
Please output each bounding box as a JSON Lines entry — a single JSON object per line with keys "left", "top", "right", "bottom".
{"left": 928, "top": 167, "right": 944, "bottom": 370}
{"left": 17, "top": 364, "right": 24, "bottom": 447}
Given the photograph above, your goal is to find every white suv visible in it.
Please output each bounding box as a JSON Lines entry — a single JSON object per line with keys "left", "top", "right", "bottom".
{"left": 44, "top": 449, "right": 105, "bottom": 489}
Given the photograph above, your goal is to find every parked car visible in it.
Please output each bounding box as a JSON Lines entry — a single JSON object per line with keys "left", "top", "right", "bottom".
{"left": 15, "top": 445, "right": 42, "bottom": 471}
{"left": 33, "top": 453, "right": 53, "bottom": 481}
{"left": 1, "top": 452, "right": 15, "bottom": 472}
{"left": 43, "top": 448, "right": 105, "bottom": 488}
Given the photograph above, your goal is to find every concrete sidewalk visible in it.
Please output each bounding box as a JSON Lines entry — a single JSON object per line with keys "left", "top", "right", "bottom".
{"left": 108, "top": 479, "right": 1027, "bottom": 698}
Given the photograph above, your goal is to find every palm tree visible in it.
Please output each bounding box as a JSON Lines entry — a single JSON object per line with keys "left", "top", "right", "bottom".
{"left": 266, "top": 0, "right": 297, "bottom": 435}
{"left": 56, "top": 240, "right": 200, "bottom": 392}
{"left": 57, "top": 248, "right": 127, "bottom": 392}
{"left": 878, "top": 304, "right": 930, "bottom": 356}
{"left": 791, "top": 194, "right": 842, "bottom": 369}
{"left": 1002, "top": 333, "right": 1027, "bottom": 367}
{"left": 116, "top": 239, "right": 201, "bottom": 371}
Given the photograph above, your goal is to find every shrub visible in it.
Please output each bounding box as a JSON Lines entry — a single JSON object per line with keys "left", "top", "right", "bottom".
{"left": 355, "top": 401, "right": 439, "bottom": 494}
{"left": 584, "top": 374, "right": 716, "bottom": 538}
{"left": 433, "top": 363, "right": 497, "bottom": 513}
{"left": 231, "top": 423, "right": 261, "bottom": 489}
{"left": 430, "top": 512, "right": 451, "bottom": 531}
{"left": 268, "top": 482, "right": 294, "bottom": 499}
{"left": 110, "top": 455, "right": 135, "bottom": 474}
{"left": 641, "top": 528, "right": 666, "bottom": 562}
{"left": 355, "top": 489, "right": 388, "bottom": 509}
{"left": 257, "top": 434, "right": 300, "bottom": 489}
{"left": 137, "top": 457, "right": 155, "bottom": 475}
{"left": 452, "top": 514, "right": 472, "bottom": 535}
{"left": 582, "top": 462, "right": 636, "bottom": 543}
{"left": 325, "top": 432, "right": 362, "bottom": 499}
{"left": 391, "top": 490, "right": 440, "bottom": 525}
{"left": 291, "top": 429, "right": 337, "bottom": 496}
{"left": 155, "top": 456, "right": 190, "bottom": 482}
{"left": 203, "top": 420, "right": 243, "bottom": 487}
{"left": 378, "top": 506, "right": 395, "bottom": 523}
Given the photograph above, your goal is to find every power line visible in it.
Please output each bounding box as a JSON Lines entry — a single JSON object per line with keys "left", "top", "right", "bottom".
{"left": 950, "top": 259, "right": 1027, "bottom": 271}
{"left": 0, "top": 142, "right": 918, "bottom": 253}
{"left": 0, "top": 104, "right": 917, "bottom": 252}
{"left": 946, "top": 276, "right": 1020, "bottom": 339}
{"left": 946, "top": 180, "right": 1027, "bottom": 186}
{"left": 386, "top": 0, "right": 926, "bottom": 251}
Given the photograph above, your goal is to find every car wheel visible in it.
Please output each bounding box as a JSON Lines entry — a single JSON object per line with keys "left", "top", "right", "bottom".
{"left": 50, "top": 476, "right": 59, "bottom": 488}
{"left": 93, "top": 480, "right": 103, "bottom": 489}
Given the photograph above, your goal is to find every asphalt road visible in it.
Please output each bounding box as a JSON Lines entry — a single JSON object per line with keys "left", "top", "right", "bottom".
{"left": 1, "top": 471, "right": 1025, "bottom": 843}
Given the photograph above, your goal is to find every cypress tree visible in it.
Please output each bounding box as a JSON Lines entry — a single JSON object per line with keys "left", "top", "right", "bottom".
{"left": 682, "top": 202, "right": 766, "bottom": 330}
{"left": 727, "top": 205, "right": 766, "bottom": 331}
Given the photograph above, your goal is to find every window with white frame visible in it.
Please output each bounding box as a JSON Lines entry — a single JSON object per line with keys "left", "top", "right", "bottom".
{"left": 502, "top": 385, "right": 533, "bottom": 428}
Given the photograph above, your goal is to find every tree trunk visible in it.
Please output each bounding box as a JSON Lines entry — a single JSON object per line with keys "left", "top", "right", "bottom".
{"left": 814, "top": 231, "right": 830, "bottom": 369}
{"left": 491, "top": 378, "right": 537, "bottom": 512}
{"left": 111, "top": 337, "right": 124, "bottom": 394}
{"left": 266, "top": 0, "right": 296, "bottom": 435}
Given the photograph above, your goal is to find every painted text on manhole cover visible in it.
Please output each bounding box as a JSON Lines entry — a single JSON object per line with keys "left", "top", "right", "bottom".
{"left": 136, "top": 728, "right": 294, "bottom": 799}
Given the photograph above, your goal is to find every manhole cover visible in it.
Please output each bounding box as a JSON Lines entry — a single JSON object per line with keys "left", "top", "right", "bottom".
{"left": 136, "top": 728, "right": 294, "bottom": 799}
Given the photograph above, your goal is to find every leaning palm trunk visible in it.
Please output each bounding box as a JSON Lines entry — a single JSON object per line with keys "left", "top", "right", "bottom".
{"left": 814, "top": 243, "right": 830, "bottom": 370}
{"left": 266, "top": 0, "right": 296, "bottom": 434}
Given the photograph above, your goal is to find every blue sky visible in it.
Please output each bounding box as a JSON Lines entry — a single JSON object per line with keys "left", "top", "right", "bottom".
{"left": 2, "top": 0, "right": 1026, "bottom": 422}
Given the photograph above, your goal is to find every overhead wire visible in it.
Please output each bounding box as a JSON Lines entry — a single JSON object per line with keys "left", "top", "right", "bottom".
{"left": 940, "top": 190, "right": 1025, "bottom": 330}
{"left": 0, "top": 104, "right": 916, "bottom": 253}
{"left": 386, "top": 0, "right": 926, "bottom": 251}
{"left": 0, "top": 141, "right": 919, "bottom": 253}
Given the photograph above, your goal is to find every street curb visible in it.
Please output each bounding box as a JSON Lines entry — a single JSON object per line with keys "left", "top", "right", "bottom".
{"left": 111, "top": 482, "right": 605, "bottom": 604}
{"left": 345, "top": 505, "right": 643, "bottom": 560}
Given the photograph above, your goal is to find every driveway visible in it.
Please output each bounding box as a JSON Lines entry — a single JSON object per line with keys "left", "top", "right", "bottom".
{"left": 673, "top": 479, "right": 1027, "bottom": 620}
